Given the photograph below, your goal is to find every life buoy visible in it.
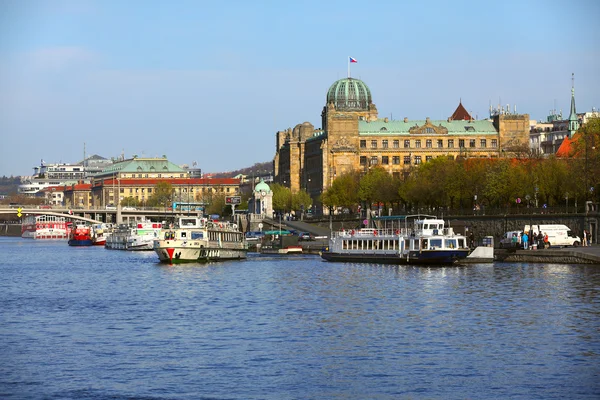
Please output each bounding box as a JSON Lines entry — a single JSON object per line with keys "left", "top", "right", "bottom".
{"left": 351, "top": 230, "right": 355, "bottom": 236}
{"left": 374, "top": 230, "right": 378, "bottom": 236}
{"left": 395, "top": 229, "right": 400, "bottom": 235}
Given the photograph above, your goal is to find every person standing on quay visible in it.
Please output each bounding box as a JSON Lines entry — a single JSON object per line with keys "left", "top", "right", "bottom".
{"left": 522, "top": 232, "right": 529, "bottom": 250}
{"left": 583, "top": 230, "right": 588, "bottom": 246}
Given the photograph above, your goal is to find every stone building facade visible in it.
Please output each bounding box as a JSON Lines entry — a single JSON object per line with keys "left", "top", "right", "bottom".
{"left": 274, "top": 77, "right": 530, "bottom": 210}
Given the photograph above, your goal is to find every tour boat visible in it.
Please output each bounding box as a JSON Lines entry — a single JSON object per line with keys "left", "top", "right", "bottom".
{"left": 21, "top": 214, "right": 71, "bottom": 240}
{"left": 321, "top": 216, "right": 470, "bottom": 265}
{"left": 126, "top": 221, "right": 163, "bottom": 251}
{"left": 153, "top": 217, "right": 247, "bottom": 264}
{"left": 91, "top": 223, "right": 112, "bottom": 246}
{"left": 68, "top": 224, "right": 93, "bottom": 246}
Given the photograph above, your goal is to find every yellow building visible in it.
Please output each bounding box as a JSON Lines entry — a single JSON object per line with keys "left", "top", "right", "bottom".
{"left": 274, "top": 77, "right": 529, "bottom": 207}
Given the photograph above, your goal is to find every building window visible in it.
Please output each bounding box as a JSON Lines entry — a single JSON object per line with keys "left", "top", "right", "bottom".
{"left": 415, "top": 140, "right": 421, "bottom": 148}
{"left": 491, "top": 139, "right": 498, "bottom": 148}
{"left": 138, "top": 174, "right": 142, "bottom": 178}
{"left": 437, "top": 139, "right": 443, "bottom": 148}
{"left": 148, "top": 188, "right": 152, "bottom": 193}
{"left": 426, "top": 139, "right": 432, "bottom": 148}
{"left": 426, "top": 127, "right": 434, "bottom": 134}
{"left": 469, "top": 139, "right": 476, "bottom": 148}
{"left": 459, "top": 139, "right": 465, "bottom": 148}
{"left": 393, "top": 140, "right": 399, "bottom": 148}
{"left": 382, "top": 156, "right": 389, "bottom": 164}
{"left": 382, "top": 140, "right": 388, "bottom": 149}
{"left": 360, "top": 156, "right": 367, "bottom": 165}
{"left": 448, "top": 139, "right": 454, "bottom": 148}
{"left": 415, "top": 156, "right": 422, "bottom": 164}
{"left": 426, "top": 156, "right": 432, "bottom": 162}
{"left": 404, "top": 140, "right": 410, "bottom": 148}
{"left": 370, "top": 156, "right": 378, "bottom": 165}
{"left": 480, "top": 139, "right": 487, "bottom": 148}
{"left": 448, "top": 155, "right": 455, "bottom": 160}
{"left": 120, "top": 188, "right": 124, "bottom": 193}
{"left": 371, "top": 140, "right": 377, "bottom": 149}
{"left": 360, "top": 140, "right": 366, "bottom": 149}
{"left": 392, "top": 156, "right": 400, "bottom": 165}
{"left": 404, "top": 156, "right": 411, "bottom": 165}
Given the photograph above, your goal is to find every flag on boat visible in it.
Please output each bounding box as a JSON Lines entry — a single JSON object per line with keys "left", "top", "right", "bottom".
{"left": 349, "top": 57, "right": 358, "bottom": 63}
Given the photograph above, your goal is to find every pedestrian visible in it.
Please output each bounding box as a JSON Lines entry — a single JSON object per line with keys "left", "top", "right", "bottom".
{"left": 588, "top": 230, "right": 593, "bottom": 246}
{"left": 522, "top": 231, "right": 529, "bottom": 250}
{"left": 582, "top": 230, "right": 588, "bottom": 246}
{"left": 543, "top": 232, "right": 549, "bottom": 248}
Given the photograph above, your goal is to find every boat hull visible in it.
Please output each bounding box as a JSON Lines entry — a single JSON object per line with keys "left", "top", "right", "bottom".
{"left": 321, "top": 249, "right": 470, "bottom": 265}
{"left": 68, "top": 239, "right": 93, "bottom": 246}
{"left": 154, "top": 240, "right": 247, "bottom": 264}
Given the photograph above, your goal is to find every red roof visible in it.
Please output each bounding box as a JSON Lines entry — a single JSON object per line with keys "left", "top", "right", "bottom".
{"left": 99, "top": 177, "right": 240, "bottom": 186}
{"left": 556, "top": 133, "right": 581, "bottom": 157}
{"left": 450, "top": 101, "right": 473, "bottom": 121}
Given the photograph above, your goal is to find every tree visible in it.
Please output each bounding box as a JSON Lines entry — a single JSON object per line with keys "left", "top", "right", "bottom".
{"left": 147, "top": 181, "right": 173, "bottom": 208}
{"left": 321, "top": 171, "right": 360, "bottom": 211}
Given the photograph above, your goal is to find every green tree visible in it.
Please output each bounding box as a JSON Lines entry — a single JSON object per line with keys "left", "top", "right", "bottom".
{"left": 147, "top": 181, "right": 173, "bottom": 208}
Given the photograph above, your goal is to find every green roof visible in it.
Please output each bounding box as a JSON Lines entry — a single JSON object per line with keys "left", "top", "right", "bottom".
{"left": 359, "top": 119, "right": 497, "bottom": 135}
{"left": 97, "top": 157, "right": 185, "bottom": 177}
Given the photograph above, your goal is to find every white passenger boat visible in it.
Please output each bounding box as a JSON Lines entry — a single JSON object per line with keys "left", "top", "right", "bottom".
{"left": 126, "top": 221, "right": 163, "bottom": 251}
{"left": 105, "top": 223, "right": 134, "bottom": 250}
{"left": 21, "top": 214, "right": 70, "bottom": 239}
{"left": 105, "top": 220, "right": 162, "bottom": 251}
{"left": 321, "top": 215, "right": 470, "bottom": 265}
{"left": 153, "top": 217, "right": 247, "bottom": 264}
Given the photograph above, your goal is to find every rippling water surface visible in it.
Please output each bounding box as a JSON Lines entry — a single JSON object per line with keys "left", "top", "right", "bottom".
{"left": 1, "top": 237, "right": 599, "bottom": 399}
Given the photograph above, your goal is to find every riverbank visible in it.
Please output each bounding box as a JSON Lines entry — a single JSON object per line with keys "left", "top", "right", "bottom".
{"left": 496, "top": 245, "right": 600, "bottom": 264}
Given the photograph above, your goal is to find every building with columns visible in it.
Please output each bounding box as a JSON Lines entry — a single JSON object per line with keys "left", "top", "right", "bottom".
{"left": 274, "top": 77, "right": 530, "bottom": 210}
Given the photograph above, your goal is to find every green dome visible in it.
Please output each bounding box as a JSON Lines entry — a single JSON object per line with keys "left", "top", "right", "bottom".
{"left": 326, "top": 77, "right": 372, "bottom": 111}
{"left": 254, "top": 179, "right": 271, "bottom": 194}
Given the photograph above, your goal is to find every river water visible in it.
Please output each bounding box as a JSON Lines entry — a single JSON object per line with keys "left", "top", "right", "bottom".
{"left": 0, "top": 237, "right": 599, "bottom": 399}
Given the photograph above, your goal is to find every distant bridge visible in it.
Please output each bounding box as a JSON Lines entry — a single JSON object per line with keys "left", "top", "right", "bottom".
{"left": 0, "top": 206, "right": 201, "bottom": 224}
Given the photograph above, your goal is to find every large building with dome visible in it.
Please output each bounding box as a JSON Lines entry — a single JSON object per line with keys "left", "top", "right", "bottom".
{"left": 273, "top": 76, "right": 530, "bottom": 210}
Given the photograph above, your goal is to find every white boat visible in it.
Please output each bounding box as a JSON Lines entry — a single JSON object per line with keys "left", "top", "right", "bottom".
{"left": 105, "top": 224, "right": 135, "bottom": 250}
{"left": 105, "top": 221, "right": 162, "bottom": 251}
{"left": 21, "top": 214, "right": 70, "bottom": 239}
{"left": 126, "top": 221, "right": 163, "bottom": 251}
{"left": 153, "top": 217, "right": 247, "bottom": 264}
{"left": 321, "top": 215, "right": 470, "bottom": 265}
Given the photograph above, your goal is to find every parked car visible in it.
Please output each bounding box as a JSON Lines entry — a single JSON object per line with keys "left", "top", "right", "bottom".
{"left": 298, "top": 232, "right": 315, "bottom": 241}
{"left": 122, "top": 206, "right": 136, "bottom": 211}
{"left": 105, "top": 204, "right": 116, "bottom": 210}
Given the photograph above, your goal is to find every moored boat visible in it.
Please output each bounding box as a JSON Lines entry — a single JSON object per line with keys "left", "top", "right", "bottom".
{"left": 153, "top": 217, "right": 247, "bottom": 264}
{"left": 126, "top": 221, "right": 163, "bottom": 251}
{"left": 68, "top": 224, "right": 93, "bottom": 246}
{"left": 321, "top": 215, "right": 470, "bottom": 265}
{"left": 91, "top": 223, "right": 112, "bottom": 246}
{"left": 21, "top": 214, "right": 71, "bottom": 240}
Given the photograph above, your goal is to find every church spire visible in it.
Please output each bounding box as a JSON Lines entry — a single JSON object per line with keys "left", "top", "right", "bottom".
{"left": 568, "top": 73, "right": 579, "bottom": 135}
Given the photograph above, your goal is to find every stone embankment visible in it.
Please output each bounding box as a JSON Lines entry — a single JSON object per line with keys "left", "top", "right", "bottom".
{"left": 496, "top": 246, "right": 600, "bottom": 264}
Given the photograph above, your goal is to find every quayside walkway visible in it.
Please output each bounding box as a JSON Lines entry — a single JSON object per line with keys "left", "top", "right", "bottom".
{"left": 498, "top": 245, "right": 600, "bottom": 264}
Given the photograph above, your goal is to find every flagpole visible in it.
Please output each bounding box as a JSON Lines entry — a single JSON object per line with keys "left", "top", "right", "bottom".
{"left": 347, "top": 56, "right": 350, "bottom": 78}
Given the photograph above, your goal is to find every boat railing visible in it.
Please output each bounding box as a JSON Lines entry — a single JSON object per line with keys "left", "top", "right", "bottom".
{"left": 332, "top": 228, "right": 412, "bottom": 238}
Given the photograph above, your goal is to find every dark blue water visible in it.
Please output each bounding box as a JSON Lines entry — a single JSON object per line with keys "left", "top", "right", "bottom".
{"left": 0, "top": 237, "right": 599, "bottom": 400}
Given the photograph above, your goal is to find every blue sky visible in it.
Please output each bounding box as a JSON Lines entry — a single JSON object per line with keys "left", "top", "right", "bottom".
{"left": 1, "top": 0, "right": 599, "bottom": 176}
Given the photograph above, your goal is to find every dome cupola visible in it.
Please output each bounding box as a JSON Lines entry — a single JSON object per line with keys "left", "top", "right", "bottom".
{"left": 326, "top": 78, "right": 372, "bottom": 111}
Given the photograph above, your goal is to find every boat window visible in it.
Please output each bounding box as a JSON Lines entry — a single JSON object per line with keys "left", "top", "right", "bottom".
{"left": 445, "top": 239, "right": 457, "bottom": 249}
{"left": 191, "top": 231, "right": 203, "bottom": 240}
{"left": 430, "top": 239, "right": 442, "bottom": 249}
{"left": 181, "top": 232, "right": 187, "bottom": 238}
